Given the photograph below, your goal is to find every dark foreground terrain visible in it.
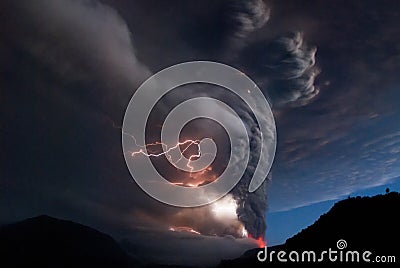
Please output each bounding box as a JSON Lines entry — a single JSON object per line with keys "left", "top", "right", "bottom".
{"left": 220, "top": 192, "right": 400, "bottom": 267}
{"left": 1, "top": 192, "right": 399, "bottom": 267}
{"left": 0, "top": 215, "right": 138, "bottom": 267}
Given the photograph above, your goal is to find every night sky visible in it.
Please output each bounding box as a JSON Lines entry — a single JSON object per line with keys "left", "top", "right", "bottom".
{"left": 1, "top": 0, "right": 400, "bottom": 266}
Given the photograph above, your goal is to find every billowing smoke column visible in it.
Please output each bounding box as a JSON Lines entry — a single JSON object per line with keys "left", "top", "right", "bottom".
{"left": 220, "top": 9, "right": 320, "bottom": 240}
{"left": 228, "top": 33, "right": 319, "bottom": 239}
{"left": 230, "top": 107, "right": 271, "bottom": 240}
{"left": 232, "top": 172, "right": 270, "bottom": 239}
{"left": 226, "top": 31, "right": 319, "bottom": 240}
{"left": 209, "top": 3, "right": 319, "bottom": 240}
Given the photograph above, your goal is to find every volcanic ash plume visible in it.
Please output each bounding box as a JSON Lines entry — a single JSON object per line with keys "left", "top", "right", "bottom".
{"left": 223, "top": 102, "right": 272, "bottom": 241}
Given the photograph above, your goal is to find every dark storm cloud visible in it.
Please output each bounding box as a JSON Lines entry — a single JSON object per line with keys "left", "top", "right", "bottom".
{"left": 265, "top": 0, "right": 400, "bottom": 211}
{"left": 226, "top": 0, "right": 270, "bottom": 40}
{"left": 275, "top": 2, "right": 400, "bottom": 139}
{"left": 0, "top": 0, "right": 155, "bottom": 233}
{"left": 0, "top": 0, "right": 152, "bottom": 230}
{"left": 1, "top": 0, "right": 150, "bottom": 119}
{"left": 4, "top": 0, "right": 400, "bottom": 264}
{"left": 178, "top": 0, "right": 270, "bottom": 56}
{"left": 0, "top": 0, "right": 274, "bottom": 245}
{"left": 239, "top": 31, "right": 320, "bottom": 107}
{"left": 0, "top": 0, "right": 313, "bottom": 244}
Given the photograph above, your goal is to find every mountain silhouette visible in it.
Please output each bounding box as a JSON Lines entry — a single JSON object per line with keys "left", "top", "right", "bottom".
{"left": 1, "top": 193, "right": 399, "bottom": 267}
{"left": 220, "top": 192, "right": 400, "bottom": 267}
{"left": 0, "top": 215, "right": 138, "bottom": 267}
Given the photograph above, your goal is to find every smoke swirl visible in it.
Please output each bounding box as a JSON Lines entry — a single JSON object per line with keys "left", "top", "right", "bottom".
{"left": 122, "top": 61, "right": 276, "bottom": 207}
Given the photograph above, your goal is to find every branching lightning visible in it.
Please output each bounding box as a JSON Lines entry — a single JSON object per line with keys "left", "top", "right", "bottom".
{"left": 127, "top": 137, "right": 203, "bottom": 173}
{"left": 107, "top": 116, "right": 213, "bottom": 184}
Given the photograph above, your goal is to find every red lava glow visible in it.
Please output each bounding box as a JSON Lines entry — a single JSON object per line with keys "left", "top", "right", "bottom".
{"left": 249, "top": 234, "right": 267, "bottom": 248}
{"left": 256, "top": 237, "right": 267, "bottom": 248}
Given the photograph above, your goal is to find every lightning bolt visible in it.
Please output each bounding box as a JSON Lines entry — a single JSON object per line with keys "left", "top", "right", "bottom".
{"left": 127, "top": 137, "right": 203, "bottom": 174}
{"left": 106, "top": 116, "right": 212, "bottom": 178}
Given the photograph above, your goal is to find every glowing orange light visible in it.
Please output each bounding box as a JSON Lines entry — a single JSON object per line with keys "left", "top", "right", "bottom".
{"left": 249, "top": 234, "right": 267, "bottom": 248}
{"left": 169, "top": 226, "right": 201, "bottom": 235}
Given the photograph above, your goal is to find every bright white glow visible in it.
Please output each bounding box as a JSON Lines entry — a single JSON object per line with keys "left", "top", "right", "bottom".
{"left": 211, "top": 194, "right": 238, "bottom": 220}
{"left": 241, "top": 225, "right": 248, "bottom": 238}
